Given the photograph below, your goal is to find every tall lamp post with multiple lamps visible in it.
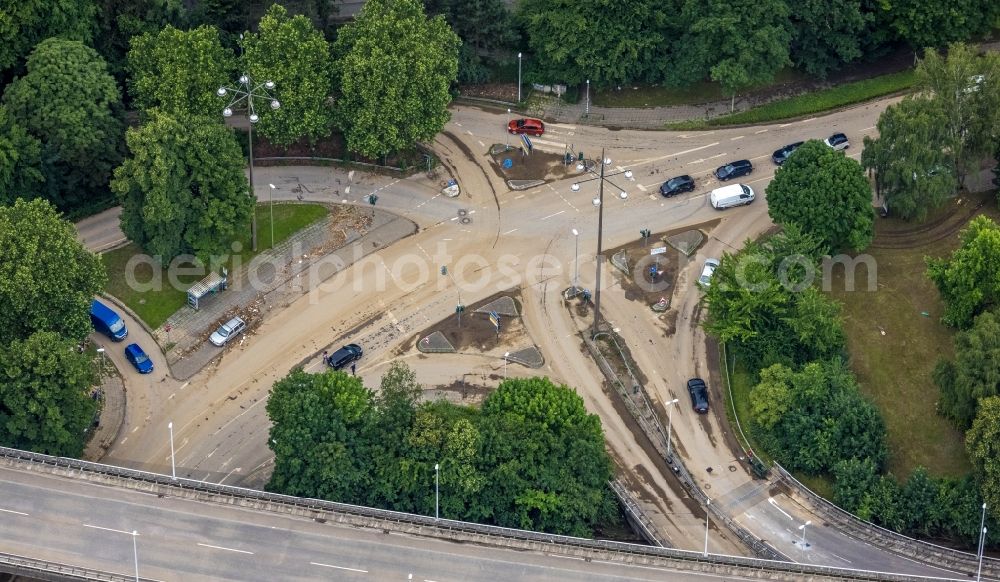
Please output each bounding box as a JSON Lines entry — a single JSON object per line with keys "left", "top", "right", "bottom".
{"left": 571, "top": 150, "right": 632, "bottom": 338}
{"left": 217, "top": 74, "right": 280, "bottom": 252}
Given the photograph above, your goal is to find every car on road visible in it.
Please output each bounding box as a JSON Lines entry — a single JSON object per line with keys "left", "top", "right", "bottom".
{"left": 124, "top": 343, "right": 153, "bottom": 374}
{"left": 209, "top": 316, "right": 247, "bottom": 347}
{"left": 824, "top": 133, "right": 849, "bottom": 151}
{"left": 327, "top": 343, "right": 363, "bottom": 370}
{"left": 698, "top": 258, "right": 720, "bottom": 287}
{"left": 687, "top": 378, "right": 709, "bottom": 414}
{"left": 709, "top": 183, "right": 755, "bottom": 209}
{"left": 90, "top": 300, "right": 128, "bottom": 341}
{"left": 507, "top": 118, "right": 545, "bottom": 136}
{"left": 659, "top": 175, "right": 695, "bottom": 197}
{"left": 714, "top": 159, "right": 753, "bottom": 181}
{"left": 771, "top": 141, "right": 804, "bottom": 165}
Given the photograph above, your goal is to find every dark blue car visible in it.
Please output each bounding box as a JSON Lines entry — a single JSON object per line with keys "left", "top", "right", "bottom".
{"left": 124, "top": 343, "right": 153, "bottom": 374}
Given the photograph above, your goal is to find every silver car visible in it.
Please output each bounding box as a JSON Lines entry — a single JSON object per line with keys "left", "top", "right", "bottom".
{"left": 699, "top": 258, "right": 720, "bottom": 287}
{"left": 209, "top": 316, "right": 246, "bottom": 346}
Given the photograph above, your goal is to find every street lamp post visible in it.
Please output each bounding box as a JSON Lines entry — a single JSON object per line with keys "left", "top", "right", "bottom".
{"left": 506, "top": 108, "right": 511, "bottom": 149}
{"left": 131, "top": 530, "right": 139, "bottom": 582}
{"left": 977, "top": 503, "right": 987, "bottom": 582}
{"left": 96, "top": 347, "right": 106, "bottom": 375}
{"left": 664, "top": 398, "right": 680, "bottom": 460}
{"left": 434, "top": 463, "right": 440, "bottom": 520}
{"left": 168, "top": 421, "right": 176, "bottom": 480}
{"left": 571, "top": 228, "right": 580, "bottom": 290}
{"left": 704, "top": 499, "right": 711, "bottom": 557}
{"left": 503, "top": 351, "right": 510, "bottom": 379}
{"left": 218, "top": 74, "right": 280, "bottom": 252}
{"left": 798, "top": 520, "right": 812, "bottom": 547}
{"left": 517, "top": 53, "right": 523, "bottom": 103}
{"left": 586, "top": 79, "right": 590, "bottom": 116}
{"left": 267, "top": 183, "right": 276, "bottom": 248}
{"left": 571, "top": 149, "right": 632, "bottom": 338}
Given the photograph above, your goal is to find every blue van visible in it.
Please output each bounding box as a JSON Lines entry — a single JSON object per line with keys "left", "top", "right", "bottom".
{"left": 90, "top": 300, "right": 128, "bottom": 341}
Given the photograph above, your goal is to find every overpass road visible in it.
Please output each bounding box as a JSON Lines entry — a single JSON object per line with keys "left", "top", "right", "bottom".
{"left": 67, "top": 96, "right": 979, "bottom": 579}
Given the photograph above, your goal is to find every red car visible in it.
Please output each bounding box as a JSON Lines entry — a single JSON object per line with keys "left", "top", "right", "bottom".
{"left": 507, "top": 118, "right": 545, "bottom": 136}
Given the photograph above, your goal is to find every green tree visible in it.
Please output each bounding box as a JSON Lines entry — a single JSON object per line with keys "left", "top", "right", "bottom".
{"left": 516, "top": 0, "right": 667, "bottom": 87}
{"left": 934, "top": 310, "right": 1000, "bottom": 428}
{"left": 788, "top": 0, "right": 867, "bottom": 78}
{"left": 902, "top": 467, "right": 942, "bottom": 536}
{"left": 861, "top": 97, "right": 954, "bottom": 221}
{"left": 967, "top": 396, "right": 1000, "bottom": 518}
{"left": 749, "top": 363, "right": 794, "bottom": 430}
{"left": 93, "top": 0, "right": 188, "bottom": 85}
{"left": 0, "top": 0, "right": 97, "bottom": 75}
{"left": 126, "top": 24, "right": 234, "bottom": 118}
{"left": 475, "top": 377, "right": 614, "bottom": 536}
{"left": 889, "top": 0, "right": 1000, "bottom": 51}
{"left": 242, "top": 4, "right": 334, "bottom": 147}
{"left": 332, "top": 0, "right": 459, "bottom": 158}
{"left": 0, "top": 199, "right": 106, "bottom": 341}
{"left": 0, "top": 332, "right": 98, "bottom": 457}
{"left": 425, "top": 0, "right": 515, "bottom": 53}
{"left": 111, "top": 109, "right": 252, "bottom": 262}
{"left": 267, "top": 368, "right": 376, "bottom": 500}
{"left": 670, "top": 0, "right": 792, "bottom": 97}
{"left": 914, "top": 44, "right": 1000, "bottom": 189}
{"left": 766, "top": 140, "right": 874, "bottom": 252}
{"left": 2, "top": 38, "right": 125, "bottom": 212}
{"left": 926, "top": 216, "right": 1000, "bottom": 328}
{"left": 833, "top": 457, "right": 880, "bottom": 513}
{"left": 0, "top": 106, "right": 44, "bottom": 204}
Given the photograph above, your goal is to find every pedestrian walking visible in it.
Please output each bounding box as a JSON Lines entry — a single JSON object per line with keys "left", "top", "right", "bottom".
{"left": 351, "top": 363, "right": 356, "bottom": 376}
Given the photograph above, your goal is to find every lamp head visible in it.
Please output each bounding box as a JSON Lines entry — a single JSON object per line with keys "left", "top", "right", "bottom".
{"left": 592, "top": 197, "right": 600, "bottom": 207}
{"left": 572, "top": 228, "right": 579, "bottom": 236}
{"left": 265, "top": 80, "right": 275, "bottom": 89}
{"left": 217, "top": 87, "right": 226, "bottom": 97}
{"left": 239, "top": 74, "right": 249, "bottom": 85}
{"left": 571, "top": 183, "right": 580, "bottom": 192}
{"left": 619, "top": 191, "right": 628, "bottom": 200}
{"left": 222, "top": 107, "right": 233, "bottom": 117}
{"left": 249, "top": 113, "right": 259, "bottom": 123}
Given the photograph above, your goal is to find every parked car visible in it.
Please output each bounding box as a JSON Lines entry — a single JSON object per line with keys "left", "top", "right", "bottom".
{"left": 709, "top": 183, "right": 755, "bottom": 210}
{"left": 507, "top": 118, "right": 545, "bottom": 136}
{"left": 771, "top": 141, "right": 804, "bottom": 165}
{"left": 824, "top": 133, "right": 849, "bottom": 151}
{"left": 687, "top": 378, "right": 709, "bottom": 414}
{"left": 327, "top": 343, "right": 363, "bottom": 370}
{"left": 714, "top": 159, "right": 753, "bottom": 181}
{"left": 90, "top": 300, "right": 128, "bottom": 341}
{"left": 124, "top": 343, "right": 153, "bottom": 374}
{"left": 659, "top": 175, "right": 695, "bottom": 197}
{"left": 209, "top": 316, "right": 247, "bottom": 347}
{"left": 698, "top": 258, "right": 720, "bottom": 287}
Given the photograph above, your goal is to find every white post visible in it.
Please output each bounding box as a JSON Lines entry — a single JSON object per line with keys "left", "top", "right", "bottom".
{"left": 665, "top": 398, "right": 679, "bottom": 459}
{"left": 571, "top": 228, "right": 580, "bottom": 289}
{"left": 506, "top": 108, "right": 511, "bottom": 149}
{"left": 503, "top": 352, "right": 510, "bottom": 379}
{"left": 434, "top": 463, "right": 440, "bottom": 520}
{"left": 268, "top": 183, "right": 276, "bottom": 248}
{"left": 168, "top": 422, "right": 176, "bottom": 480}
{"left": 799, "top": 520, "right": 812, "bottom": 546}
{"left": 586, "top": 79, "right": 590, "bottom": 115}
{"left": 704, "top": 499, "right": 710, "bottom": 557}
{"left": 132, "top": 530, "right": 139, "bottom": 582}
{"left": 517, "top": 53, "right": 522, "bottom": 103}
{"left": 96, "top": 347, "right": 106, "bottom": 375}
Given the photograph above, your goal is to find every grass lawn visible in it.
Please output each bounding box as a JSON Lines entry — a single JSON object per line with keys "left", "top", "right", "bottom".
{"left": 719, "top": 345, "right": 773, "bottom": 465}
{"left": 594, "top": 69, "right": 803, "bottom": 108}
{"left": 101, "top": 202, "right": 329, "bottom": 329}
{"left": 667, "top": 70, "right": 916, "bottom": 130}
{"left": 823, "top": 197, "right": 1000, "bottom": 479}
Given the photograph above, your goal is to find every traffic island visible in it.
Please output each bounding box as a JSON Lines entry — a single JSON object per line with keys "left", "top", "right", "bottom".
{"left": 487, "top": 143, "right": 579, "bottom": 189}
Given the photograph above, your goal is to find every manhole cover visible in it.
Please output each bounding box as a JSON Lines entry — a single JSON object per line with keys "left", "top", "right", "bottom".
{"left": 460, "top": 217, "right": 472, "bottom": 224}
{"left": 457, "top": 209, "right": 468, "bottom": 217}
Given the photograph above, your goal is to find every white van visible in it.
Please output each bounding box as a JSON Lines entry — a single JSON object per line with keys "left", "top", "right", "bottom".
{"left": 710, "top": 183, "right": 755, "bottom": 210}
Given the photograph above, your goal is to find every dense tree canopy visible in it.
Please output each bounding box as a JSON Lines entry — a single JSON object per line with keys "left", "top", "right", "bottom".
{"left": 126, "top": 24, "right": 234, "bottom": 118}
{"left": 0, "top": 199, "right": 106, "bottom": 342}
{"left": 862, "top": 97, "right": 955, "bottom": 221}
{"left": 766, "top": 140, "right": 874, "bottom": 252}
{"left": 0, "top": 106, "right": 44, "bottom": 205}
{"left": 968, "top": 396, "right": 1000, "bottom": 520}
{"left": 267, "top": 365, "right": 614, "bottom": 536}
{"left": 93, "top": 0, "right": 188, "bottom": 85}
{"left": 0, "top": 0, "right": 97, "bottom": 76}
{"left": 243, "top": 4, "right": 334, "bottom": 146}
{"left": 889, "top": 0, "right": 1000, "bottom": 51}
{"left": 517, "top": 0, "right": 667, "bottom": 87}
{"left": 669, "top": 0, "right": 792, "bottom": 95}
{"left": 332, "top": 0, "right": 459, "bottom": 158}
{"left": 934, "top": 310, "right": 1000, "bottom": 429}
{"left": 788, "top": 0, "right": 867, "bottom": 78}
{"left": 926, "top": 216, "right": 1000, "bottom": 328}
{"left": 111, "top": 109, "right": 252, "bottom": 262}
{"left": 2, "top": 38, "right": 125, "bottom": 212}
{"left": 0, "top": 331, "right": 98, "bottom": 457}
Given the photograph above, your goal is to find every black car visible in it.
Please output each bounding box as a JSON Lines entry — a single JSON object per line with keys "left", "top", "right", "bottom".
{"left": 771, "top": 141, "right": 804, "bottom": 165}
{"left": 327, "top": 343, "right": 363, "bottom": 370}
{"left": 687, "top": 378, "right": 709, "bottom": 414}
{"left": 659, "top": 175, "right": 695, "bottom": 197}
{"left": 714, "top": 159, "right": 753, "bottom": 181}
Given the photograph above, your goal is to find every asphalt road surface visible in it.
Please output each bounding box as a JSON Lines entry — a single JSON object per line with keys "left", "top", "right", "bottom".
{"left": 69, "top": 96, "right": 972, "bottom": 578}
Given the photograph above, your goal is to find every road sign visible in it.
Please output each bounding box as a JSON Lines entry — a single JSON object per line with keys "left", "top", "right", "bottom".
{"left": 489, "top": 311, "right": 500, "bottom": 334}
{"left": 650, "top": 246, "right": 667, "bottom": 255}
{"left": 521, "top": 134, "right": 532, "bottom": 153}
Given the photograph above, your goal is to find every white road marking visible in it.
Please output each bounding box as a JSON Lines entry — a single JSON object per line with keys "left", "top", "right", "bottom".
{"left": 687, "top": 153, "right": 727, "bottom": 166}
{"left": 477, "top": 140, "right": 485, "bottom": 148}
{"left": 514, "top": 194, "right": 525, "bottom": 199}
{"left": 210, "top": 398, "right": 265, "bottom": 436}
{"left": 630, "top": 142, "right": 720, "bottom": 167}
{"left": 0, "top": 508, "right": 28, "bottom": 516}
{"left": 197, "top": 542, "right": 253, "bottom": 555}
{"left": 119, "top": 437, "right": 127, "bottom": 445}
{"left": 310, "top": 562, "right": 368, "bottom": 573}
{"left": 529, "top": 137, "right": 568, "bottom": 149}
{"left": 830, "top": 553, "right": 852, "bottom": 564}
{"left": 503, "top": 228, "right": 519, "bottom": 235}
{"left": 131, "top": 427, "right": 138, "bottom": 433}
{"left": 862, "top": 126, "right": 875, "bottom": 131}
{"left": 180, "top": 382, "right": 189, "bottom": 390}
{"left": 636, "top": 183, "right": 647, "bottom": 192}
{"left": 730, "top": 136, "right": 744, "bottom": 141}
{"left": 204, "top": 445, "right": 220, "bottom": 459}
{"left": 801, "top": 117, "right": 816, "bottom": 123}
{"left": 541, "top": 210, "right": 565, "bottom": 221}
{"left": 217, "top": 467, "right": 242, "bottom": 484}
{"left": 548, "top": 554, "right": 586, "bottom": 561}
{"left": 454, "top": 123, "right": 462, "bottom": 127}
{"left": 548, "top": 123, "right": 577, "bottom": 130}
{"left": 465, "top": 130, "right": 473, "bottom": 136}
{"left": 83, "top": 524, "right": 135, "bottom": 535}
{"left": 168, "top": 392, "right": 175, "bottom": 400}
{"left": 755, "top": 129, "right": 768, "bottom": 134}
{"left": 778, "top": 122, "right": 795, "bottom": 127}
{"left": 767, "top": 497, "right": 793, "bottom": 520}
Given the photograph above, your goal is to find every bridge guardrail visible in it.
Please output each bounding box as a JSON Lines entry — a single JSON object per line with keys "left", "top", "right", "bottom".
{"left": 0, "top": 550, "right": 150, "bottom": 581}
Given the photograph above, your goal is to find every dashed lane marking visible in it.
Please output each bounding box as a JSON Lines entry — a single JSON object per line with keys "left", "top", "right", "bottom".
{"left": 197, "top": 543, "right": 253, "bottom": 555}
